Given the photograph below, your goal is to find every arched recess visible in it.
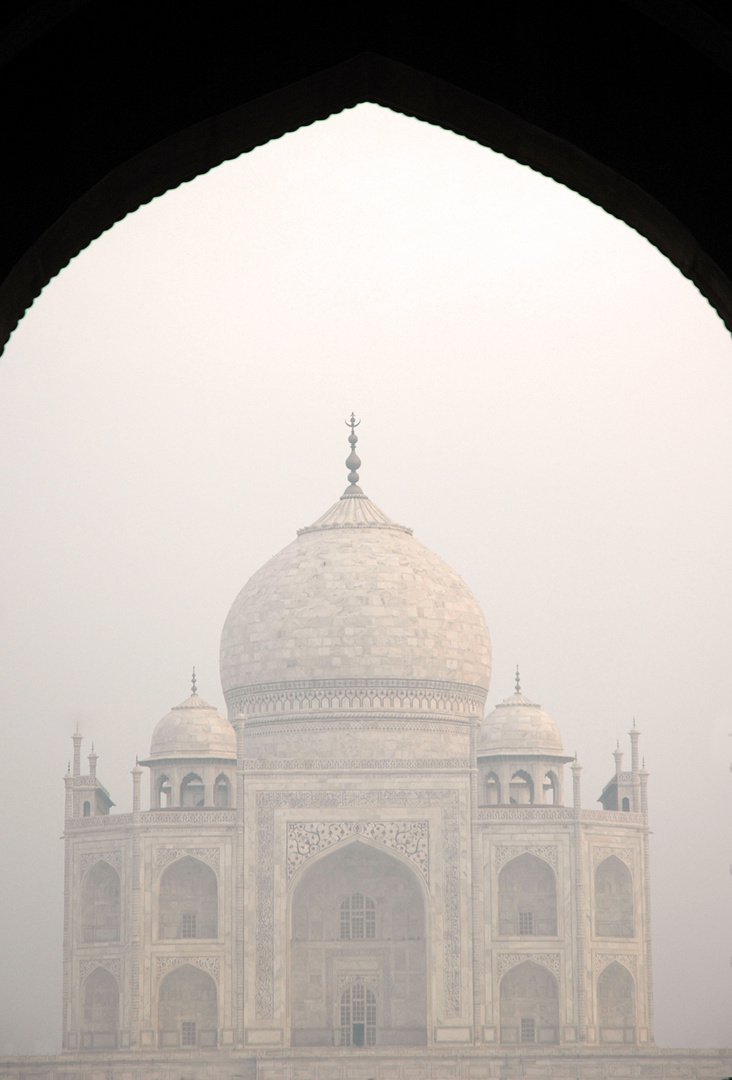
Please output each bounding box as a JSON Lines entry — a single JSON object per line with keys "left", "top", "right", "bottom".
{"left": 214, "top": 774, "right": 230, "bottom": 807}
{"left": 81, "top": 860, "right": 121, "bottom": 943}
{"left": 509, "top": 770, "right": 534, "bottom": 805}
{"left": 158, "top": 855, "right": 217, "bottom": 940}
{"left": 543, "top": 771, "right": 558, "bottom": 805}
{"left": 157, "top": 775, "right": 172, "bottom": 809}
{"left": 4, "top": 42, "right": 732, "bottom": 356}
{"left": 597, "top": 961, "right": 636, "bottom": 1043}
{"left": 180, "top": 772, "right": 205, "bottom": 807}
{"left": 289, "top": 839, "right": 427, "bottom": 1048}
{"left": 594, "top": 855, "right": 634, "bottom": 937}
{"left": 499, "top": 960, "right": 559, "bottom": 1044}
{"left": 498, "top": 852, "right": 557, "bottom": 937}
{"left": 80, "top": 966, "right": 118, "bottom": 1049}
{"left": 483, "top": 771, "right": 501, "bottom": 805}
{"left": 158, "top": 963, "right": 217, "bottom": 1049}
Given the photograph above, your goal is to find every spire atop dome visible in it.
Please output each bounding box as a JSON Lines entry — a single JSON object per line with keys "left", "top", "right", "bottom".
{"left": 343, "top": 412, "right": 363, "bottom": 496}
{"left": 191, "top": 666, "right": 197, "bottom": 695}
{"left": 515, "top": 665, "right": 521, "bottom": 693}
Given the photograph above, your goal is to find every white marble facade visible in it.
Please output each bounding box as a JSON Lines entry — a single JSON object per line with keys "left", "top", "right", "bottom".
{"left": 59, "top": 460, "right": 655, "bottom": 1062}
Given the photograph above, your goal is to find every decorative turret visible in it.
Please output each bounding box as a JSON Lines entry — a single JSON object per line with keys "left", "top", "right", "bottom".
{"left": 598, "top": 725, "right": 641, "bottom": 812}
{"left": 476, "top": 672, "right": 573, "bottom": 806}
{"left": 65, "top": 731, "right": 114, "bottom": 818}
{"left": 139, "top": 673, "right": 236, "bottom": 809}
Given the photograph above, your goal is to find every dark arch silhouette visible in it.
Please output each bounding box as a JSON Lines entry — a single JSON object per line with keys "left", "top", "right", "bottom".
{"left": 2, "top": 4, "right": 732, "bottom": 352}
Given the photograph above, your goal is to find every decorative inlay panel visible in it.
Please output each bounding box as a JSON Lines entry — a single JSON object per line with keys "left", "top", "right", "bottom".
{"left": 478, "top": 808, "right": 574, "bottom": 821}
{"left": 228, "top": 678, "right": 485, "bottom": 720}
{"left": 67, "top": 813, "right": 134, "bottom": 829}
{"left": 80, "top": 958, "right": 121, "bottom": 982}
{"left": 326, "top": 948, "right": 392, "bottom": 1029}
{"left": 593, "top": 953, "right": 637, "bottom": 977}
{"left": 497, "top": 953, "right": 561, "bottom": 979}
{"left": 143, "top": 810, "right": 236, "bottom": 825}
{"left": 336, "top": 973, "right": 380, "bottom": 996}
{"left": 494, "top": 844, "right": 558, "bottom": 872}
{"left": 256, "top": 789, "right": 460, "bottom": 1020}
{"left": 155, "top": 955, "right": 220, "bottom": 981}
{"left": 244, "top": 758, "right": 469, "bottom": 770}
{"left": 154, "top": 847, "right": 220, "bottom": 876}
{"left": 80, "top": 850, "right": 122, "bottom": 875}
{"left": 592, "top": 846, "right": 634, "bottom": 870}
{"left": 287, "top": 821, "right": 428, "bottom": 882}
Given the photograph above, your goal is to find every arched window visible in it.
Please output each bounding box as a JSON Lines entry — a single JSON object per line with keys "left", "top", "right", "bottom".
{"left": 621, "top": 796, "right": 630, "bottom": 811}
{"left": 484, "top": 772, "right": 501, "bottom": 805}
{"left": 157, "top": 776, "right": 172, "bottom": 808}
{"left": 498, "top": 852, "right": 557, "bottom": 937}
{"left": 499, "top": 960, "right": 559, "bottom": 1044}
{"left": 180, "top": 773, "right": 205, "bottom": 807}
{"left": 594, "top": 855, "right": 634, "bottom": 937}
{"left": 509, "top": 770, "right": 534, "bottom": 805}
{"left": 158, "top": 964, "right": 217, "bottom": 1048}
{"left": 159, "top": 856, "right": 217, "bottom": 939}
{"left": 597, "top": 961, "right": 635, "bottom": 1042}
{"left": 82, "top": 860, "right": 121, "bottom": 943}
{"left": 543, "top": 772, "right": 558, "bottom": 805}
{"left": 83, "top": 801, "right": 91, "bottom": 817}
{"left": 340, "top": 892, "right": 375, "bottom": 940}
{"left": 339, "top": 982, "right": 376, "bottom": 1047}
{"left": 80, "top": 966, "right": 118, "bottom": 1049}
{"left": 213, "top": 774, "right": 230, "bottom": 807}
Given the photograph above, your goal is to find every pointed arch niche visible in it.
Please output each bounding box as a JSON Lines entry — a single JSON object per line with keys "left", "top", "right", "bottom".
{"left": 81, "top": 860, "right": 121, "bottom": 944}
{"left": 158, "top": 855, "right": 218, "bottom": 940}
{"left": 80, "top": 966, "right": 119, "bottom": 1049}
{"left": 289, "top": 839, "right": 427, "bottom": 1048}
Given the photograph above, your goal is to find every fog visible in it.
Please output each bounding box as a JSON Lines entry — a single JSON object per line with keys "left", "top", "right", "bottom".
{"left": 0, "top": 103, "right": 730, "bottom": 1053}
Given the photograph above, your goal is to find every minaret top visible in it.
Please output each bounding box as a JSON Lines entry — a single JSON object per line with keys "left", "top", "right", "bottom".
{"left": 342, "top": 413, "right": 364, "bottom": 497}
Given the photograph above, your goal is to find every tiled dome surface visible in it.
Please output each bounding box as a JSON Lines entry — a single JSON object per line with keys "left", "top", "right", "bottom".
{"left": 220, "top": 493, "right": 492, "bottom": 701}
{"left": 478, "top": 690, "right": 563, "bottom": 754}
{"left": 149, "top": 692, "right": 236, "bottom": 759}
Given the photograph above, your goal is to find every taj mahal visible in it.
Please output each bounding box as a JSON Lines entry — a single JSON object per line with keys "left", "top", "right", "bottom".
{"left": 4, "top": 422, "right": 730, "bottom": 1080}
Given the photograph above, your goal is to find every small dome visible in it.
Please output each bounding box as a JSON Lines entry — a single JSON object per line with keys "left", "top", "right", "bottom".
{"left": 478, "top": 689, "right": 563, "bottom": 755}
{"left": 149, "top": 692, "right": 236, "bottom": 760}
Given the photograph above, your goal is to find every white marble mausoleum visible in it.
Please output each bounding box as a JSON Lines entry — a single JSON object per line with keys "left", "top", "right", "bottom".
{"left": 5, "top": 425, "right": 730, "bottom": 1080}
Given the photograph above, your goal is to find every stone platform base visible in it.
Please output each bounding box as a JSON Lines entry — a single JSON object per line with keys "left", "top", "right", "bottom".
{"left": 1, "top": 1048, "right": 731, "bottom": 1080}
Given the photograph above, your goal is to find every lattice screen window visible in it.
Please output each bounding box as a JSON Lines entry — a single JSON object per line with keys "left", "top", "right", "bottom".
{"left": 518, "top": 911, "right": 534, "bottom": 935}
{"left": 521, "top": 1017, "right": 535, "bottom": 1043}
{"left": 339, "top": 892, "right": 376, "bottom": 939}
{"left": 340, "top": 983, "right": 376, "bottom": 1047}
{"left": 181, "top": 913, "right": 197, "bottom": 939}
{"left": 181, "top": 1021, "right": 196, "bottom": 1046}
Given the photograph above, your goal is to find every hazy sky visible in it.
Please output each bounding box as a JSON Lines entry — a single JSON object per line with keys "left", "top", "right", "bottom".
{"left": 1, "top": 103, "right": 730, "bottom": 1053}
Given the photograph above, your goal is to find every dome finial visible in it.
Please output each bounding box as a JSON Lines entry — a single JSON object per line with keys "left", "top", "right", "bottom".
{"left": 191, "top": 667, "right": 197, "bottom": 695}
{"left": 343, "top": 413, "right": 363, "bottom": 496}
{"left": 515, "top": 665, "right": 521, "bottom": 694}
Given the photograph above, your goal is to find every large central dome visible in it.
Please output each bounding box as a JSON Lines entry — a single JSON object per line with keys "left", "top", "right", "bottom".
{"left": 220, "top": 434, "right": 491, "bottom": 759}
{"left": 220, "top": 492, "right": 491, "bottom": 696}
